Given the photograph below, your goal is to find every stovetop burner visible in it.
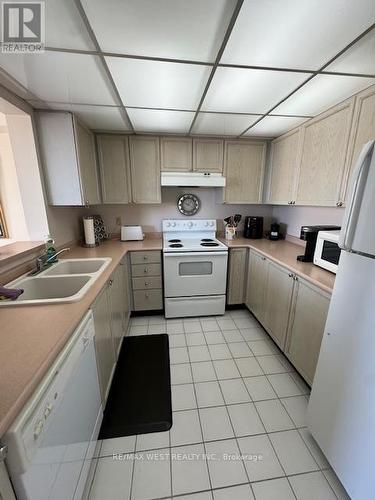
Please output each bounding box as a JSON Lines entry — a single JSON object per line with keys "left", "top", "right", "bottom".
{"left": 201, "top": 238, "right": 214, "bottom": 242}
{"left": 169, "top": 239, "right": 182, "bottom": 243}
{"left": 169, "top": 243, "right": 183, "bottom": 248}
{"left": 201, "top": 242, "right": 219, "bottom": 247}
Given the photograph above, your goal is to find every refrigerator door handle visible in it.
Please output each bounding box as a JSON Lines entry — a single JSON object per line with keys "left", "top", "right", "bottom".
{"left": 339, "top": 140, "right": 375, "bottom": 251}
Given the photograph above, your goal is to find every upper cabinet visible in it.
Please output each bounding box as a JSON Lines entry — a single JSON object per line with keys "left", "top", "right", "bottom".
{"left": 129, "top": 136, "right": 161, "bottom": 204}
{"left": 37, "top": 112, "right": 101, "bottom": 206}
{"left": 343, "top": 84, "right": 375, "bottom": 202}
{"left": 161, "top": 137, "right": 192, "bottom": 172}
{"left": 193, "top": 138, "right": 224, "bottom": 173}
{"left": 295, "top": 99, "right": 354, "bottom": 207}
{"left": 224, "top": 140, "right": 266, "bottom": 204}
{"left": 266, "top": 129, "right": 300, "bottom": 205}
{"left": 97, "top": 135, "right": 130, "bottom": 204}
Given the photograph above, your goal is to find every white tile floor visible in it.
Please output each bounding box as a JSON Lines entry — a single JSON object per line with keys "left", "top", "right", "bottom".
{"left": 88, "top": 309, "right": 350, "bottom": 500}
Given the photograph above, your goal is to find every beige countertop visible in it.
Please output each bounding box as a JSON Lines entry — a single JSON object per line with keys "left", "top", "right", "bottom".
{"left": 0, "top": 238, "right": 162, "bottom": 438}
{"left": 220, "top": 237, "right": 335, "bottom": 294}
{"left": 0, "top": 235, "right": 334, "bottom": 438}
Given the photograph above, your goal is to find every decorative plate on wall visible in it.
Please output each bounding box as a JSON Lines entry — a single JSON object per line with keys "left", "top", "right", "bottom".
{"left": 177, "top": 193, "right": 201, "bottom": 216}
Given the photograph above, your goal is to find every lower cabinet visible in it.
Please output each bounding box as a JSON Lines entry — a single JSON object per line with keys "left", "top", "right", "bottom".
{"left": 245, "top": 249, "right": 331, "bottom": 385}
{"left": 245, "top": 250, "right": 268, "bottom": 323}
{"left": 130, "top": 251, "right": 163, "bottom": 311}
{"left": 227, "top": 248, "right": 247, "bottom": 305}
{"left": 263, "top": 261, "right": 295, "bottom": 350}
{"left": 92, "top": 260, "right": 131, "bottom": 403}
{"left": 91, "top": 286, "right": 115, "bottom": 403}
{"left": 285, "top": 277, "right": 330, "bottom": 385}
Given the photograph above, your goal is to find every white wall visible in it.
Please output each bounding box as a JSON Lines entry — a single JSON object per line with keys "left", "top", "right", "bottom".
{"left": 272, "top": 205, "right": 345, "bottom": 237}
{"left": 84, "top": 187, "right": 274, "bottom": 234}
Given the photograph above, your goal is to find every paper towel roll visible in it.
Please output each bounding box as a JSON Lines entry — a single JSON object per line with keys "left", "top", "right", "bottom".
{"left": 83, "top": 217, "right": 96, "bottom": 246}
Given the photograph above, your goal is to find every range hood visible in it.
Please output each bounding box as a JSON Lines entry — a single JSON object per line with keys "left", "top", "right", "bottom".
{"left": 161, "top": 172, "right": 226, "bottom": 187}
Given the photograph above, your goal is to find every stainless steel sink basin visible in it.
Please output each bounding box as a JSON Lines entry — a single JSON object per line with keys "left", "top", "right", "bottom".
{"left": 43, "top": 258, "right": 111, "bottom": 276}
{"left": 0, "top": 257, "right": 112, "bottom": 306}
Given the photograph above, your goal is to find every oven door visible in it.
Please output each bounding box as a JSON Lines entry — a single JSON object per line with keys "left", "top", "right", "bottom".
{"left": 164, "top": 251, "right": 228, "bottom": 297}
{"left": 314, "top": 235, "right": 341, "bottom": 273}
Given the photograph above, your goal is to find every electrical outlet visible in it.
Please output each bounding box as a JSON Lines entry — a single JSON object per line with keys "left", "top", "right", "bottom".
{"left": 115, "top": 216, "right": 122, "bottom": 226}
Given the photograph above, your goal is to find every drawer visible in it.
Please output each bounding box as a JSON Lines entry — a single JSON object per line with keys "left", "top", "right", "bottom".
{"left": 130, "top": 251, "right": 161, "bottom": 265}
{"left": 131, "top": 263, "right": 162, "bottom": 277}
{"left": 133, "top": 289, "right": 163, "bottom": 311}
{"left": 132, "top": 276, "right": 162, "bottom": 290}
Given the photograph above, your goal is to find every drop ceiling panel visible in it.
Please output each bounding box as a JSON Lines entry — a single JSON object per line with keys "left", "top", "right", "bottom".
{"left": 325, "top": 29, "right": 375, "bottom": 75}
{"left": 222, "top": 0, "right": 375, "bottom": 69}
{"left": 192, "top": 112, "right": 261, "bottom": 136}
{"left": 0, "top": 52, "right": 117, "bottom": 105}
{"left": 127, "top": 108, "right": 194, "bottom": 133}
{"left": 45, "top": 0, "right": 95, "bottom": 50}
{"left": 243, "top": 116, "right": 308, "bottom": 137}
{"left": 42, "top": 103, "right": 130, "bottom": 131}
{"left": 274, "top": 74, "right": 374, "bottom": 116}
{"left": 106, "top": 57, "right": 211, "bottom": 109}
{"left": 81, "top": 0, "right": 236, "bottom": 62}
{"left": 202, "top": 67, "right": 310, "bottom": 113}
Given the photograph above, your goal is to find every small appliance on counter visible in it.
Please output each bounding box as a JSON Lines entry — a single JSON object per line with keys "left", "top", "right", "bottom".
{"left": 244, "top": 216, "right": 263, "bottom": 239}
{"left": 121, "top": 225, "right": 144, "bottom": 241}
{"left": 313, "top": 230, "right": 341, "bottom": 273}
{"left": 269, "top": 222, "right": 281, "bottom": 240}
{"left": 297, "top": 225, "right": 341, "bottom": 262}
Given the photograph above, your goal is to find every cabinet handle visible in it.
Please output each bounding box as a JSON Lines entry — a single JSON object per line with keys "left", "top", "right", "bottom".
{"left": 261, "top": 256, "right": 266, "bottom": 261}
{"left": 144, "top": 268, "right": 149, "bottom": 273}
{"left": 143, "top": 256, "right": 148, "bottom": 260}
{"left": 145, "top": 293, "right": 149, "bottom": 298}
{"left": 288, "top": 273, "right": 294, "bottom": 278}
{"left": 294, "top": 275, "right": 299, "bottom": 281}
{"left": 288, "top": 201, "right": 292, "bottom": 205}
{"left": 145, "top": 282, "right": 150, "bottom": 286}
{"left": 108, "top": 279, "right": 113, "bottom": 286}
{"left": 336, "top": 201, "right": 343, "bottom": 207}
{"left": 292, "top": 201, "right": 296, "bottom": 205}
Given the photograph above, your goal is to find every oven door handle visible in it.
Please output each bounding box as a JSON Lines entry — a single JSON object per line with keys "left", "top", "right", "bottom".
{"left": 164, "top": 251, "right": 228, "bottom": 258}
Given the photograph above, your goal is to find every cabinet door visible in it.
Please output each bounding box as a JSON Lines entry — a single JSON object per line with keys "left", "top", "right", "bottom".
{"left": 193, "top": 138, "right": 224, "bottom": 173}
{"left": 129, "top": 136, "right": 161, "bottom": 204}
{"left": 97, "top": 135, "right": 130, "bottom": 203}
{"left": 91, "top": 287, "right": 115, "bottom": 403}
{"left": 286, "top": 278, "right": 330, "bottom": 385}
{"left": 161, "top": 137, "right": 192, "bottom": 172}
{"left": 74, "top": 119, "right": 101, "bottom": 205}
{"left": 227, "top": 248, "right": 247, "bottom": 305}
{"left": 245, "top": 250, "right": 268, "bottom": 323}
{"left": 224, "top": 141, "right": 266, "bottom": 204}
{"left": 295, "top": 99, "right": 354, "bottom": 206}
{"left": 342, "top": 84, "right": 375, "bottom": 203}
{"left": 122, "top": 258, "right": 130, "bottom": 335}
{"left": 108, "top": 265, "right": 125, "bottom": 358}
{"left": 267, "top": 129, "right": 300, "bottom": 204}
{"left": 263, "top": 262, "right": 295, "bottom": 350}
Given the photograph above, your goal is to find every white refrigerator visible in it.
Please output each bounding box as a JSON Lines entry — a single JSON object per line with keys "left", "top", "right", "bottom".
{"left": 308, "top": 140, "right": 375, "bottom": 500}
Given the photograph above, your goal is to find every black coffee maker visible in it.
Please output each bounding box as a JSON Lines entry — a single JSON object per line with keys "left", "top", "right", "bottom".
{"left": 297, "top": 225, "right": 341, "bottom": 262}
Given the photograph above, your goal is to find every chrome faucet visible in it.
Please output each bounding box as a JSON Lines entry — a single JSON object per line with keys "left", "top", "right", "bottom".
{"left": 31, "top": 247, "right": 70, "bottom": 275}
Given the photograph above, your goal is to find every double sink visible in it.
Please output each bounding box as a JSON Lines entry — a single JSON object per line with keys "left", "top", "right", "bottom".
{"left": 1, "top": 258, "right": 112, "bottom": 306}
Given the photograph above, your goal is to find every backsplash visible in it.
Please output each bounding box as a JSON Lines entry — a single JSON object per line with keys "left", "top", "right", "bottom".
{"left": 272, "top": 205, "right": 345, "bottom": 238}
{"left": 84, "top": 188, "right": 274, "bottom": 235}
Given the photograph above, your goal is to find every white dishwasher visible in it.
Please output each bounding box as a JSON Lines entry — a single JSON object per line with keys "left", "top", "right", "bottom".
{"left": 3, "top": 311, "right": 103, "bottom": 500}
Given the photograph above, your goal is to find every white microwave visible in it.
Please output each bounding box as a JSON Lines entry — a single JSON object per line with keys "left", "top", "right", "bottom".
{"left": 314, "top": 230, "right": 341, "bottom": 274}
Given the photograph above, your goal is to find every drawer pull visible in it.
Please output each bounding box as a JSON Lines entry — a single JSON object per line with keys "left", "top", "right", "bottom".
{"left": 144, "top": 268, "right": 149, "bottom": 273}
{"left": 143, "top": 256, "right": 148, "bottom": 260}
{"left": 145, "top": 293, "right": 149, "bottom": 298}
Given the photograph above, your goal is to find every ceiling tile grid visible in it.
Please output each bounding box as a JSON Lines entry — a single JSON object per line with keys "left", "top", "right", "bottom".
{"left": 0, "top": 0, "right": 374, "bottom": 136}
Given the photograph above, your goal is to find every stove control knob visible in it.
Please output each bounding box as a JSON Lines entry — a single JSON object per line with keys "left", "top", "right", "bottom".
{"left": 209, "top": 221, "right": 214, "bottom": 227}
{"left": 171, "top": 222, "right": 177, "bottom": 227}
{"left": 166, "top": 222, "right": 171, "bottom": 228}
{"left": 204, "top": 222, "right": 209, "bottom": 227}
{"left": 187, "top": 221, "right": 193, "bottom": 228}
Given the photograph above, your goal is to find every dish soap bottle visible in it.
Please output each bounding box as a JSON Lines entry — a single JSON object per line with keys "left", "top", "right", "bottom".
{"left": 45, "top": 235, "right": 57, "bottom": 263}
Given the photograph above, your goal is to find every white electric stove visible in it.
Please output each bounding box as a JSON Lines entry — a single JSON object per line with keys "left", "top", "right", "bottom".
{"left": 162, "top": 220, "right": 228, "bottom": 318}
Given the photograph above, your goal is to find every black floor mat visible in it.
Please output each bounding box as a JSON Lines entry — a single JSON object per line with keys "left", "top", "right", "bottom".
{"left": 99, "top": 334, "right": 172, "bottom": 439}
